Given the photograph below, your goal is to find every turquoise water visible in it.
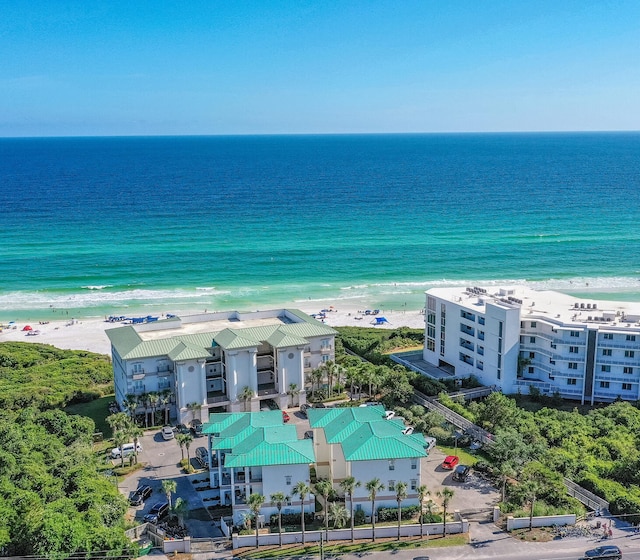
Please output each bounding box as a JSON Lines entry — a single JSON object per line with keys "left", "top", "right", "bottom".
{"left": 1, "top": 133, "right": 640, "bottom": 321}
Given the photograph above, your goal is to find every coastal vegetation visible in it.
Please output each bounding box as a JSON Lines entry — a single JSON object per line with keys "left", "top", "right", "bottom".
{"left": 0, "top": 342, "right": 113, "bottom": 410}
{"left": 0, "top": 342, "right": 130, "bottom": 557}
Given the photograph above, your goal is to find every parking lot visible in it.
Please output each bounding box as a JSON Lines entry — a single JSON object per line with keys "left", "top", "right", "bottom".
{"left": 117, "top": 427, "right": 223, "bottom": 538}
{"left": 118, "top": 406, "right": 498, "bottom": 538}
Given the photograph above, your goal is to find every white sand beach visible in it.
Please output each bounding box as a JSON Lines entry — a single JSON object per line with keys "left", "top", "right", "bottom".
{"left": 0, "top": 302, "right": 426, "bottom": 355}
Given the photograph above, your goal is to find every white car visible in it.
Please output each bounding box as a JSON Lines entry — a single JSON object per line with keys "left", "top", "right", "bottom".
{"left": 384, "top": 410, "right": 396, "bottom": 419}
{"left": 111, "top": 442, "right": 143, "bottom": 459}
{"left": 161, "top": 426, "right": 175, "bottom": 440}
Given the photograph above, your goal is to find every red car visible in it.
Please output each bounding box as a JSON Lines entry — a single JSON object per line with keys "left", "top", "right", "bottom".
{"left": 282, "top": 410, "right": 290, "bottom": 423}
{"left": 442, "top": 455, "right": 460, "bottom": 470}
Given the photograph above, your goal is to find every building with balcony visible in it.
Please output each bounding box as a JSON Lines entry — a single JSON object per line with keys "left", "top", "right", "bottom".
{"left": 423, "top": 286, "right": 640, "bottom": 404}
{"left": 202, "top": 410, "right": 315, "bottom": 525}
{"left": 106, "top": 309, "right": 336, "bottom": 423}
{"left": 307, "top": 405, "right": 430, "bottom": 516}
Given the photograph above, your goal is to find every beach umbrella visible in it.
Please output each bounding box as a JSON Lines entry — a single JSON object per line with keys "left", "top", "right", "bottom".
{"left": 22, "top": 325, "right": 32, "bottom": 331}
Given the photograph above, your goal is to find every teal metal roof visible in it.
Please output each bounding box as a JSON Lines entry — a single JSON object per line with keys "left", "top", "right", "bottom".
{"left": 203, "top": 411, "right": 315, "bottom": 467}
{"left": 106, "top": 309, "right": 336, "bottom": 361}
{"left": 308, "top": 406, "right": 428, "bottom": 462}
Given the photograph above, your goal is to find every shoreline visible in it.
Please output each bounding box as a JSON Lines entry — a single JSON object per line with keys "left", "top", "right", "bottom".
{"left": 0, "top": 302, "right": 426, "bottom": 356}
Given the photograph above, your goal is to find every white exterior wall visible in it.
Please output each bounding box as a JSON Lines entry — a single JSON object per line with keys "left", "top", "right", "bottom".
{"left": 350, "top": 458, "right": 420, "bottom": 515}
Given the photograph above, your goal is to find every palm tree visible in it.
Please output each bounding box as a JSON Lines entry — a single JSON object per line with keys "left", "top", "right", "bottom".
{"left": 183, "top": 433, "right": 194, "bottom": 466}
{"left": 270, "top": 491, "right": 287, "bottom": 547}
{"left": 315, "top": 479, "right": 334, "bottom": 536}
{"left": 123, "top": 394, "right": 139, "bottom": 423}
{"left": 311, "top": 368, "right": 323, "bottom": 399}
{"left": 239, "top": 386, "right": 254, "bottom": 412}
{"left": 247, "top": 493, "right": 266, "bottom": 548}
{"left": 173, "top": 497, "right": 188, "bottom": 526}
{"left": 106, "top": 412, "right": 129, "bottom": 437}
{"left": 162, "top": 479, "right": 177, "bottom": 509}
{"left": 176, "top": 433, "right": 189, "bottom": 460}
{"left": 339, "top": 476, "right": 361, "bottom": 542}
{"left": 129, "top": 424, "right": 144, "bottom": 464}
{"left": 287, "top": 383, "right": 299, "bottom": 408}
{"left": 394, "top": 481, "right": 407, "bottom": 541}
{"left": 365, "top": 478, "right": 384, "bottom": 542}
{"left": 329, "top": 502, "right": 349, "bottom": 529}
{"left": 160, "top": 388, "right": 172, "bottom": 425}
{"left": 437, "top": 488, "right": 455, "bottom": 536}
{"left": 417, "top": 484, "right": 430, "bottom": 539}
{"left": 147, "top": 391, "right": 160, "bottom": 427}
{"left": 187, "top": 401, "right": 201, "bottom": 423}
{"left": 292, "top": 481, "right": 311, "bottom": 545}
{"left": 113, "top": 430, "right": 128, "bottom": 468}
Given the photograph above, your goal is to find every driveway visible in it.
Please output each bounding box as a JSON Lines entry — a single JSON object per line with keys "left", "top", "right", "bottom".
{"left": 118, "top": 428, "right": 222, "bottom": 538}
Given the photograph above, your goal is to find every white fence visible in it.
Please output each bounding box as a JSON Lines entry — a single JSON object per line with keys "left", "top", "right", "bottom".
{"left": 506, "top": 514, "right": 576, "bottom": 531}
{"left": 232, "top": 519, "right": 468, "bottom": 548}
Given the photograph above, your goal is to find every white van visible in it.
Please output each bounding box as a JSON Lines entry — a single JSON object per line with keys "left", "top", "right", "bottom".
{"left": 424, "top": 436, "right": 437, "bottom": 453}
{"left": 111, "top": 442, "right": 143, "bottom": 459}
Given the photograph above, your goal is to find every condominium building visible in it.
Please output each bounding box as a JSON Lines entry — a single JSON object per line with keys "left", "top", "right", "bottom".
{"left": 202, "top": 410, "right": 315, "bottom": 525}
{"left": 308, "top": 406, "right": 429, "bottom": 515}
{"left": 106, "top": 309, "right": 336, "bottom": 423}
{"left": 423, "top": 286, "right": 640, "bottom": 404}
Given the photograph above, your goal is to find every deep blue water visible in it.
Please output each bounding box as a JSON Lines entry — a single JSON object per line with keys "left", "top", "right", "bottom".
{"left": 1, "top": 132, "right": 640, "bottom": 320}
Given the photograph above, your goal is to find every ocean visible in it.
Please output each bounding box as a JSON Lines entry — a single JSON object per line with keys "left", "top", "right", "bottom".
{"left": 1, "top": 132, "right": 640, "bottom": 321}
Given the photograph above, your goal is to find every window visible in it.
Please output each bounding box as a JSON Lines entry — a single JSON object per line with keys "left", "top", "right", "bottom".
{"left": 285, "top": 476, "right": 292, "bottom": 486}
{"left": 497, "top": 369, "right": 501, "bottom": 380}
{"left": 411, "top": 479, "right": 417, "bottom": 490}
{"left": 477, "top": 346, "right": 484, "bottom": 356}
{"left": 567, "top": 378, "right": 577, "bottom": 385}
{"left": 624, "top": 367, "right": 634, "bottom": 374}
{"left": 531, "top": 321, "right": 537, "bottom": 328}
{"left": 570, "top": 331, "right": 580, "bottom": 337}
{"left": 321, "top": 339, "right": 330, "bottom": 348}
{"left": 625, "top": 350, "right": 635, "bottom": 358}
{"left": 529, "top": 352, "right": 535, "bottom": 359}
{"left": 427, "top": 325, "right": 435, "bottom": 338}
{"left": 568, "top": 362, "right": 578, "bottom": 370}
{"left": 627, "top": 335, "right": 636, "bottom": 342}
{"left": 427, "top": 339, "right": 435, "bottom": 352}
{"left": 427, "top": 296, "right": 436, "bottom": 311}
{"left": 601, "top": 365, "right": 611, "bottom": 372}
{"left": 551, "top": 343, "right": 557, "bottom": 349}
{"left": 603, "top": 333, "right": 613, "bottom": 340}
{"left": 388, "top": 480, "right": 395, "bottom": 491}
{"left": 528, "top": 367, "right": 535, "bottom": 374}
{"left": 478, "top": 331, "right": 485, "bottom": 341}
{"left": 478, "top": 316, "right": 485, "bottom": 325}
{"left": 477, "top": 361, "right": 484, "bottom": 371}
{"left": 411, "top": 459, "right": 417, "bottom": 470}
{"left": 602, "top": 349, "right": 612, "bottom": 356}
{"left": 569, "top": 346, "right": 578, "bottom": 354}
{"left": 529, "top": 336, "right": 536, "bottom": 344}
{"left": 132, "top": 363, "right": 143, "bottom": 373}
{"left": 550, "top": 359, "right": 556, "bottom": 365}
{"left": 389, "top": 460, "right": 395, "bottom": 471}
{"left": 600, "top": 381, "right": 610, "bottom": 389}
{"left": 623, "top": 383, "right": 632, "bottom": 391}
{"left": 322, "top": 355, "right": 329, "bottom": 363}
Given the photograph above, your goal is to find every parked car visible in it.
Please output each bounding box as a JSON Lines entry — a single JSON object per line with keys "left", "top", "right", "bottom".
{"left": 190, "top": 419, "right": 203, "bottom": 437}
{"left": 264, "top": 399, "right": 279, "bottom": 410}
{"left": 442, "top": 455, "right": 460, "bottom": 470}
{"left": 312, "top": 402, "right": 326, "bottom": 409}
{"left": 111, "top": 442, "right": 143, "bottom": 459}
{"left": 161, "top": 426, "right": 175, "bottom": 440}
{"left": 282, "top": 410, "right": 290, "bottom": 423}
{"left": 195, "top": 446, "right": 209, "bottom": 468}
{"left": 129, "top": 485, "right": 153, "bottom": 506}
{"left": 299, "top": 403, "right": 310, "bottom": 418}
{"left": 143, "top": 501, "right": 170, "bottom": 524}
{"left": 402, "top": 426, "right": 414, "bottom": 435}
{"left": 424, "top": 436, "right": 437, "bottom": 452}
{"left": 384, "top": 410, "right": 396, "bottom": 419}
{"left": 304, "top": 430, "right": 313, "bottom": 439}
{"left": 452, "top": 464, "right": 472, "bottom": 482}
{"left": 176, "top": 423, "right": 190, "bottom": 435}
{"left": 582, "top": 546, "right": 622, "bottom": 559}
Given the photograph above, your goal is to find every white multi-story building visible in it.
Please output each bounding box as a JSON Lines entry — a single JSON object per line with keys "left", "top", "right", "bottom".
{"left": 202, "top": 410, "right": 315, "bottom": 525}
{"left": 106, "top": 309, "right": 336, "bottom": 422}
{"left": 423, "top": 286, "right": 640, "bottom": 404}
{"left": 308, "top": 405, "right": 429, "bottom": 515}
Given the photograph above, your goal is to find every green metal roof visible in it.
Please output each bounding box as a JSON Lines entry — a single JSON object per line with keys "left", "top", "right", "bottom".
{"left": 203, "top": 411, "right": 315, "bottom": 467}
{"left": 105, "top": 309, "right": 336, "bottom": 361}
{"left": 308, "top": 405, "right": 428, "bottom": 461}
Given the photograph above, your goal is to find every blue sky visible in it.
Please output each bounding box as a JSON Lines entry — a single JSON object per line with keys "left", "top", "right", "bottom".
{"left": 2, "top": 1, "right": 639, "bottom": 136}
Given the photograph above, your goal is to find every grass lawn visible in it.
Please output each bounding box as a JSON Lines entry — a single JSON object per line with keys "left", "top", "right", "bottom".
{"left": 437, "top": 445, "right": 488, "bottom": 466}
{"left": 64, "top": 394, "right": 115, "bottom": 437}
{"left": 236, "top": 533, "right": 468, "bottom": 558}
